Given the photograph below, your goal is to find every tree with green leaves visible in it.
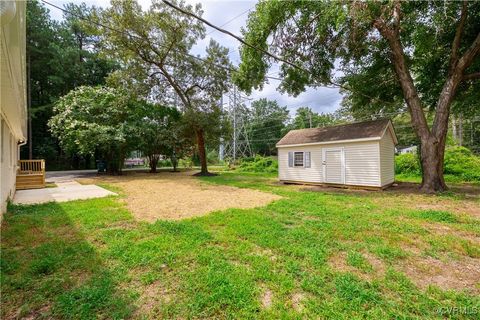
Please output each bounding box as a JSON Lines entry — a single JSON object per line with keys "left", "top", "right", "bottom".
{"left": 246, "top": 98, "right": 289, "bottom": 156}
{"left": 49, "top": 86, "right": 137, "bottom": 174}
{"left": 98, "top": 0, "right": 231, "bottom": 175}
{"left": 235, "top": 1, "right": 480, "bottom": 192}
{"left": 291, "top": 107, "right": 340, "bottom": 130}
{"left": 132, "top": 102, "right": 182, "bottom": 173}
{"left": 26, "top": 0, "right": 116, "bottom": 169}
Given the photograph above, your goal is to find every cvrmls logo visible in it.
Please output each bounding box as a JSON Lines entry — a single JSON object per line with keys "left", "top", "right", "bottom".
{"left": 437, "top": 306, "right": 478, "bottom": 315}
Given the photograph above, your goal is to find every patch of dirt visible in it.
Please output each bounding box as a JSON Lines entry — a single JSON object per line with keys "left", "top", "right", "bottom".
{"left": 415, "top": 202, "right": 480, "bottom": 220}
{"left": 260, "top": 287, "right": 273, "bottom": 309}
{"left": 77, "top": 171, "right": 281, "bottom": 222}
{"left": 252, "top": 244, "right": 278, "bottom": 262}
{"left": 10, "top": 304, "right": 51, "bottom": 320}
{"left": 398, "top": 256, "right": 480, "bottom": 294}
{"left": 301, "top": 181, "right": 480, "bottom": 219}
{"left": 329, "top": 249, "right": 480, "bottom": 293}
{"left": 328, "top": 251, "right": 387, "bottom": 281}
{"left": 133, "top": 280, "right": 174, "bottom": 317}
{"left": 291, "top": 292, "right": 306, "bottom": 312}
{"left": 423, "top": 223, "right": 480, "bottom": 245}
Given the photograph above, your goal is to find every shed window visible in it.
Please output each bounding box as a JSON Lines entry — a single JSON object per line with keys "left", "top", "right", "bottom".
{"left": 294, "top": 152, "right": 304, "bottom": 167}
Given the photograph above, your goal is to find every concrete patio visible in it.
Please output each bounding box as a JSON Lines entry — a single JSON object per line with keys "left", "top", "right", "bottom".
{"left": 13, "top": 181, "right": 116, "bottom": 205}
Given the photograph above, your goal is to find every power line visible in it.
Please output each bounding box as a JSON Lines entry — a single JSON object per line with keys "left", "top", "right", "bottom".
{"left": 205, "top": 7, "right": 252, "bottom": 36}
{"left": 39, "top": 0, "right": 282, "bottom": 82}
{"left": 162, "top": 0, "right": 399, "bottom": 106}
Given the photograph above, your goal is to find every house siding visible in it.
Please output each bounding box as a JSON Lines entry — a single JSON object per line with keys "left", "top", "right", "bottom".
{"left": 1, "top": 117, "right": 19, "bottom": 214}
{"left": 1, "top": 1, "right": 27, "bottom": 215}
{"left": 278, "top": 140, "right": 381, "bottom": 187}
{"left": 379, "top": 130, "right": 395, "bottom": 186}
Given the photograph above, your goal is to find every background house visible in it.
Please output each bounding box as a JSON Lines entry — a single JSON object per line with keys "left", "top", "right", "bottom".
{"left": 1, "top": 0, "right": 27, "bottom": 214}
{"left": 276, "top": 119, "right": 397, "bottom": 188}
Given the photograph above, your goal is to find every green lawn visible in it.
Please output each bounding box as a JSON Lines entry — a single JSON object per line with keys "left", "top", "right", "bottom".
{"left": 1, "top": 172, "right": 479, "bottom": 319}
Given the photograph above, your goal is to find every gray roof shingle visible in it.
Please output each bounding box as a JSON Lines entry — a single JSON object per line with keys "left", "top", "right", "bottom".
{"left": 277, "top": 119, "right": 392, "bottom": 146}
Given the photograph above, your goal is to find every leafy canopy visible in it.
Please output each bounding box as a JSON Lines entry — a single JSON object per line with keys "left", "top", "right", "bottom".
{"left": 235, "top": 1, "right": 480, "bottom": 116}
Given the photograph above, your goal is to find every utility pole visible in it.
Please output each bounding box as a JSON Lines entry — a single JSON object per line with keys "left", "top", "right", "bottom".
{"left": 309, "top": 110, "right": 312, "bottom": 128}
{"left": 233, "top": 86, "right": 237, "bottom": 162}
{"left": 219, "top": 95, "right": 224, "bottom": 162}
{"left": 224, "top": 86, "right": 251, "bottom": 161}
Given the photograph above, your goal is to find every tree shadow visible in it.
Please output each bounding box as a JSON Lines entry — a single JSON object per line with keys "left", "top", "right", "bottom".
{"left": 300, "top": 181, "right": 480, "bottom": 199}
{"left": 0, "top": 201, "right": 135, "bottom": 319}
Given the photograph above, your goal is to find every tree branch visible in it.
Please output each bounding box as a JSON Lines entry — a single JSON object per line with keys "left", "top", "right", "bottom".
{"left": 463, "top": 72, "right": 480, "bottom": 81}
{"left": 432, "top": 31, "right": 480, "bottom": 138}
{"left": 449, "top": 0, "right": 468, "bottom": 73}
{"left": 373, "top": 15, "right": 430, "bottom": 139}
{"left": 457, "top": 32, "right": 480, "bottom": 72}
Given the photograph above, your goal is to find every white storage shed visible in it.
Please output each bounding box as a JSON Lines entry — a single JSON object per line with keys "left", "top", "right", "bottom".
{"left": 276, "top": 119, "right": 398, "bottom": 189}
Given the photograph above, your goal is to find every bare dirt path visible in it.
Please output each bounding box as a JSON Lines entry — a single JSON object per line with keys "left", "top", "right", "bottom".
{"left": 77, "top": 171, "right": 281, "bottom": 222}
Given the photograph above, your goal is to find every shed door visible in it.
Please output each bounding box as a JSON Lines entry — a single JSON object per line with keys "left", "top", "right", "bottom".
{"left": 322, "top": 148, "right": 345, "bottom": 184}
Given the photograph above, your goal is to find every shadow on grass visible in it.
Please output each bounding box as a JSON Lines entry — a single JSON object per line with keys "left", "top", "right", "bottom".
{"left": 300, "top": 181, "right": 480, "bottom": 200}
{"left": 0, "top": 201, "right": 134, "bottom": 319}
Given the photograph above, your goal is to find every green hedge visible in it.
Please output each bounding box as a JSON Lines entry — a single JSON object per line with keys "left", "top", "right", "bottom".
{"left": 395, "top": 146, "right": 480, "bottom": 182}
{"left": 395, "top": 153, "right": 420, "bottom": 175}
{"left": 444, "top": 147, "right": 480, "bottom": 182}
{"left": 237, "top": 155, "right": 278, "bottom": 173}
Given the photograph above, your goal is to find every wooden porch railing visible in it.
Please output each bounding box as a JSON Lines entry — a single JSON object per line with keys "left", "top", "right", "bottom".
{"left": 16, "top": 160, "right": 46, "bottom": 190}
{"left": 18, "top": 159, "right": 45, "bottom": 175}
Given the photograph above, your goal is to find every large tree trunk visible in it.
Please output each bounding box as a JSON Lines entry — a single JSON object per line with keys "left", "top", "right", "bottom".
{"left": 148, "top": 154, "right": 159, "bottom": 173}
{"left": 171, "top": 151, "right": 178, "bottom": 172}
{"left": 196, "top": 129, "right": 208, "bottom": 175}
{"left": 419, "top": 137, "right": 447, "bottom": 193}
{"left": 372, "top": 3, "right": 480, "bottom": 193}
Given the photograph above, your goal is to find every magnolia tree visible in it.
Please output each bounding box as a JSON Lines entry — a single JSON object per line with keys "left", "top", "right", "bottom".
{"left": 235, "top": 1, "right": 480, "bottom": 192}
{"left": 49, "top": 86, "right": 134, "bottom": 174}
{"left": 98, "top": 0, "right": 231, "bottom": 175}
{"left": 49, "top": 86, "right": 183, "bottom": 174}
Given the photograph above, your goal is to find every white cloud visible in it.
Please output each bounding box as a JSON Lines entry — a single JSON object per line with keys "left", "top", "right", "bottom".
{"left": 45, "top": 0, "right": 344, "bottom": 116}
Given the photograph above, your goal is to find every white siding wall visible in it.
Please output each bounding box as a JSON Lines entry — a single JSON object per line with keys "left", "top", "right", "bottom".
{"left": 1, "top": 117, "right": 18, "bottom": 214}
{"left": 344, "top": 142, "right": 381, "bottom": 187}
{"left": 379, "top": 130, "right": 395, "bottom": 186}
{"left": 278, "top": 141, "right": 382, "bottom": 187}
{"left": 278, "top": 145, "right": 323, "bottom": 183}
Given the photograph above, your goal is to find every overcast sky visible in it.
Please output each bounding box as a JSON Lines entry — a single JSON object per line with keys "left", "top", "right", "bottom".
{"left": 45, "top": 0, "right": 344, "bottom": 116}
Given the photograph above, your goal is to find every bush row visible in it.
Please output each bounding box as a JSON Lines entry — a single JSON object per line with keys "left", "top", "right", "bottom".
{"left": 395, "top": 146, "right": 480, "bottom": 182}
{"left": 237, "top": 156, "right": 278, "bottom": 173}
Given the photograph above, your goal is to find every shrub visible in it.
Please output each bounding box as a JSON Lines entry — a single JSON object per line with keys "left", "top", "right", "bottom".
{"left": 178, "top": 158, "right": 193, "bottom": 169}
{"left": 158, "top": 159, "right": 172, "bottom": 167}
{"left": 395, "top": 146, "right": 480, "bottom": 182}
{"left": 207, "top": 150, "right": 221, "bottom": 165}
{"left": 237, "top": 155, "right": 278, "bottom": 173}
{"left": 395, "top": 153, "right": 420, "bottom": 175}
{"left": 443, "top": 146, "right": 480, "bottom": 182}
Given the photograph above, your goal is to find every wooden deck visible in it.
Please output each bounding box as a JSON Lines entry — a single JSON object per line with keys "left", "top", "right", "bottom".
{"left": 16, "top": 160, "right": 46, "bottom": 190}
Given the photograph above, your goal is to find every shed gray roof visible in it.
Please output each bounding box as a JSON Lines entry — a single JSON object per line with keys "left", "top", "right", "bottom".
{"left": 277, "top": 119, "right": 393, "bottom": 146}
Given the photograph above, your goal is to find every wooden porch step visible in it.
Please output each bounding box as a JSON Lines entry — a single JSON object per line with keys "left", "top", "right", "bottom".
{"left": 16, "top": 174, "right": 45, "bottom": 190}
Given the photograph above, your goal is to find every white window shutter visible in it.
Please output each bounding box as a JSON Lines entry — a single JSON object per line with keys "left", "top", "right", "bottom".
{"left": 305, "top": 152, "right": 311, "bottom": 168}
{"left": 288, "top": 152, "right": 293, "bottom": 167}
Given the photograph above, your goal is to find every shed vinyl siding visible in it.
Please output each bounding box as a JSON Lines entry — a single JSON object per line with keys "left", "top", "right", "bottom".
{"left": 380, "top": 130, "right": 395, "bottom": 186}
{"left": 278, "top": 145, "right": 322, "bottom": 183}
{"left": 344, "top": 142, "right": 381, "bottom": 187}
{"left": 279, "top": 141, "right": 381, "bottom": 187}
